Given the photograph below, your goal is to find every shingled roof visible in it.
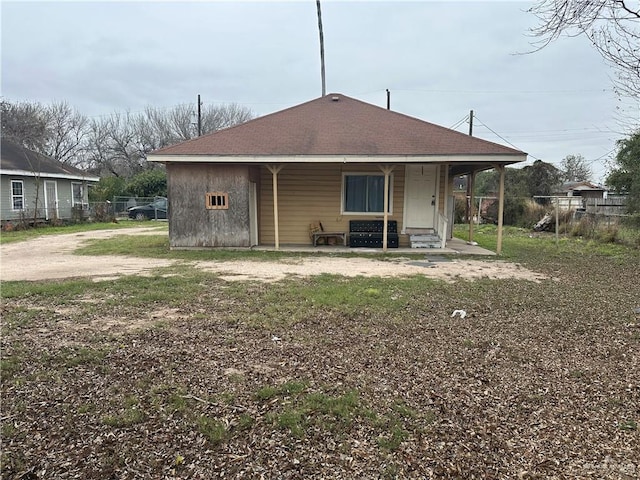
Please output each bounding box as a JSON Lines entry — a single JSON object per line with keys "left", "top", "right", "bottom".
{"left": 151, "top": 93, "right": 526, "bottom": 159}
{"left": 1, "top": 139, "right": 99, "bottom": 181}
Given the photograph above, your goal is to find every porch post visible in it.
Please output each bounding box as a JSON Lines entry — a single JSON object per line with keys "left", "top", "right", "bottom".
{"left": 380, "top": 165, "right": 395, "bottom": 252}
{"left": 468, "top": 169, "right": 476, "bottom": 243}
{"left": 496, "top": 165, "right": 505, "bottom": 255}
{"left": 267, "top": 164, "right": 283, "bottom": 249}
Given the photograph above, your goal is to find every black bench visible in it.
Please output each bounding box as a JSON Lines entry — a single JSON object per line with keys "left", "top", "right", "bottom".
{"left": 349, "top": 220, "right": 399, "bottom": 248}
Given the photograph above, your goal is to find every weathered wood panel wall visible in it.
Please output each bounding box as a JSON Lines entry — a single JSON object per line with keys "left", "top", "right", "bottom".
{"left": 167, "top": 163, "right": 251, "bottom": 247}
{"left": 259, "top": 164, "right": 407, "bottom": 246}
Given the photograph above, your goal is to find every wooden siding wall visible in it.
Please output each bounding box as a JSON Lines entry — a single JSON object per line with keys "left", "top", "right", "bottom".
{"left": 167, "top": 163, "right": 251, "bottom": 247}
{"left": 259, "top": 164, "right": 407, "bottom": 246}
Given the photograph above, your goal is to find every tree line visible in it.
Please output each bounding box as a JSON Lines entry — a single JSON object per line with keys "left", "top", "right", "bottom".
{"left": 1, "top": 99, "right": 254, "bottom": 179}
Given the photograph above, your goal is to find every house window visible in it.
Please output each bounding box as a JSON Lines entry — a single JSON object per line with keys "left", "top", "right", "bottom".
{"left": 72, "top": 183, "right": 84, "bottom": 206}
{"left": 11, "top": 180, "right": 24, "bottom": 210}
{"left": 342, "top": 174, "right": 392, "bottom": 214}
{"left": 206, "top": 192, "right": 229, "bottom": 210}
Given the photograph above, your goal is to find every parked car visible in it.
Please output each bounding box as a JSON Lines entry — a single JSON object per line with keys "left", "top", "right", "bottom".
{"left": 128, "top": 198, "right": 167, "bottom": 220}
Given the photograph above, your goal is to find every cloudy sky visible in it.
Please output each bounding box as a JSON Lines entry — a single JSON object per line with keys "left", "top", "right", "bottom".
{"left": 2, "top": 0, "right": 638, "bottom": 182}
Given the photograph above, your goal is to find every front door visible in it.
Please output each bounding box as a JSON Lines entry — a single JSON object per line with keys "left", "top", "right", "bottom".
{"left": 404, "top": 165, "right": 438, "bottom": 229}
{"left": 44, "top": 180, "right": 58, "bottom": 220}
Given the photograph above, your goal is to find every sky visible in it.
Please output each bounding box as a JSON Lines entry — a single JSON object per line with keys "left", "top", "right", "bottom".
{"left": 2, "top": 0, "right": 639, "bottom": 183}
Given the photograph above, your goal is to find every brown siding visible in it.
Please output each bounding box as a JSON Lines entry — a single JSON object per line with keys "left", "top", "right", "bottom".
{"left": 259, "top": 164, "right": 406, "bottom": 245}
{"left": 167, "top": 163, "right": 251, "bottom": 247}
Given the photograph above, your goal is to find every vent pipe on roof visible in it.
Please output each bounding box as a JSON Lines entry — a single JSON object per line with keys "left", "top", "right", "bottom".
{"left": 386, "top": 89, "right": 390, "bottom": 110}
{"left": 331, "top": 96, "right": 339, "bottom": 101}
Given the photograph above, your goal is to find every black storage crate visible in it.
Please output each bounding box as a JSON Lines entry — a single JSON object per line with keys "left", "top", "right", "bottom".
{"left": 349, "top": 220, "right": 399, "bottom": 248}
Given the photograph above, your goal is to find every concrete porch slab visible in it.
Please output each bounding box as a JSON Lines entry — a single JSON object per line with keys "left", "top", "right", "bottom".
{"left": 252, "top": 237, "right": 495, "bottom": 256}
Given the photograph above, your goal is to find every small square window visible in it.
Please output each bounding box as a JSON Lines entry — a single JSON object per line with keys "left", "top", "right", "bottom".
{"left": 206, "top": 192, "right": 229, "bottom": 210}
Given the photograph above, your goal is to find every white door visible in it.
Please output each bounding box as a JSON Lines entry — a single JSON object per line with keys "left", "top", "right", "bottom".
{"left": 404, "top": 165, "right": 437, "bottom": 229}
{"left": 249, "top": 182, "right": 258, "bottom": 246}
{"left": 44, "top": 180, "right": 58, "bottom": 220}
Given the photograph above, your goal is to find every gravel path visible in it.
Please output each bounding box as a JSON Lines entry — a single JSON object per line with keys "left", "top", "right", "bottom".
{"left": 0, "top": 227, "right": 547, "bottom": 283}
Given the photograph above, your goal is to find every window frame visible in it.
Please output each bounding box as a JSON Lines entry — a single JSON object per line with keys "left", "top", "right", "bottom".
{"left": 205, "top": 192, "right": 229, "bottom": 210}
{"left": 71, "top": 182, "right": 85, "bottom": 207}
{"left": 341, "top": 172, "right": 393, "bottom": 215}
{"left": 11, "top": 180, "right": 25, "bottom": 211}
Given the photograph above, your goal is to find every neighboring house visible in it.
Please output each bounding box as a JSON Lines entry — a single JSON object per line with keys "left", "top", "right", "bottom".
{"left": 148, "top": 93, "right": 526, "bottom": 251}
{"left": 1, "top": 139, "right": 99, "bottom": 224}
{"left": 554, "top": 181, "right": 607, "bottom": 211}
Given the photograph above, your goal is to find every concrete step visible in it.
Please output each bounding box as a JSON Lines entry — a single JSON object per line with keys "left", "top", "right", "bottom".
{"left": 410, "top": 233, "right": 441, "bottom": 249}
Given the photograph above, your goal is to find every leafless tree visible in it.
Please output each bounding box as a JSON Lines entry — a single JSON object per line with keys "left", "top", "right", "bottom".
{"left": 1, "top": 100, "right": 88, "bottom": 165}
{"left": 3, "top": 98, "right": 253, "bottom": 178}
{"left": 561, "top": 154, "right": 592, "bottom": 182}
{"left": 1, "top": 100, "right": 49, "bottom": 153}
{"left": 45, "top": 102, "right": 89, "bottom": 166}
{"left": 529, "top": 0, "right": 640, "bottom": 97}
{"left": 85, "top": 103, "right": 254, "bottom": 177}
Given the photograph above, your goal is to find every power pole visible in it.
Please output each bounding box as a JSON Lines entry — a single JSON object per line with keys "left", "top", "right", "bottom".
{"left": 316, "top": 0, "right": 326, "bottom": 96}
{"left": 466, "top": 109, "right": 474, "bottom": 234}
{"left": 197, "top": 94, "right": 202, "bottom": 137}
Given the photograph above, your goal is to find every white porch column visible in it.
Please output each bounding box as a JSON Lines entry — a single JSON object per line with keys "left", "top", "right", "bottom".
{"left": 379, "top": 165, "right": 395, "bottom": 252}
{"left": 496, "top": 165, "right": 505, "bottom": 255}
{"left": 468, "top": 169, "right": 476, "bottom": 243}
{"left": 266, "top": 164, "right": 283, "bottom": 249}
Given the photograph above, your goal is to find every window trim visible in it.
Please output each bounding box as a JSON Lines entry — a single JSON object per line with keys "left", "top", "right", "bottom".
{"left": 11, "top": 180, "right": 25, "bottom": 211}
{"left": 341, "top": 172, "right": 393, "bottom": 215}
{"left": 206, "top": 192, "right": 229, "bottom": 210}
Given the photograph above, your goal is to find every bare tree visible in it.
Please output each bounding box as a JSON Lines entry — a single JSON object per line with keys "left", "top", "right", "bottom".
{"left": 528, "top": 0, "right": 640, "bottom": 97}
{"left": 85, "top": 103, "right": 254, "bottom": 177}
{"left": 1, "top": 100, "right": 49, "bottom": 153}
{"left": 44, "top": 101, "right": 89, "bottom": 166}
{"left": 1, "top": 100, "right": 88, "bottom": 165}
{"left": 3, "top": 98, "right": 253, "bottom": 178}
{"left": 561, "top": 154, "right": 593, "bottom": 182}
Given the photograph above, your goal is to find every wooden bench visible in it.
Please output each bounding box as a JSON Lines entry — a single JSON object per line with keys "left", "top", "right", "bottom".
{"left": 312, "top": 231, "right": 347, "bottom": 247}
{"left": 349, "top": 220, "right": 399, "bottom": 248}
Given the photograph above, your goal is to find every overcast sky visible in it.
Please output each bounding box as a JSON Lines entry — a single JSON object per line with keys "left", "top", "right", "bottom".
{"left": 2, "top": 0, "right": 639, "bottom": 182}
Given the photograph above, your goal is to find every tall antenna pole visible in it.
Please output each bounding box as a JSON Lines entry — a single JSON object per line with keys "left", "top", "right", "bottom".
{"left": 197, "top": 94, "right": 202, "bottom": 137}
{"left": 316, "top": 0, "right": 326, "bottom": 96}
{"left": 386, "top": 89, "right": 391, "bottom": 110}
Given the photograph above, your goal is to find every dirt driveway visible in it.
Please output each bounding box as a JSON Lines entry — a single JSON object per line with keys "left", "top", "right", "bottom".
{"left": 0, "top": 227, "right": 547, "bottom": 283}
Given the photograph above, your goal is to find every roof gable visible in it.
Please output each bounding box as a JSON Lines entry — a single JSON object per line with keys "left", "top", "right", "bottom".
{"left": 152, "top": 93, "right": 526, "bottom": 158}
{"left": 1, "top": 139, "right": 98, "bottom": 181}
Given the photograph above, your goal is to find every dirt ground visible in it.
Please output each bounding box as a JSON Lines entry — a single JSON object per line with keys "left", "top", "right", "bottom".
{"left": 0, "top": 227, "right": 546, "bottom": 283}
{"left": 2, "top": 228, "right": 638, "bottom": 479}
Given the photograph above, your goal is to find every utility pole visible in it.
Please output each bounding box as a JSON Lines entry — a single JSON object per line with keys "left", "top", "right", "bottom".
{"left": 386, "top": 89, "right": 391, "bottom": 110}
{"left": 466, "top": 109, "right": 474, "bottom": 240}
{"left": 197, "top": 94, "right": 202, "bottom": 137}
{"left": 316, "top": 0, "right": 326, "bottom": 96}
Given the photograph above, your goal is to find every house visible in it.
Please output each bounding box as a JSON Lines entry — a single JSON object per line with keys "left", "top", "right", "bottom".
{"left": 1, "top": 139, "right": 99, "bottom": 225}
{"left": 148, "top": 93, "right": 526, "bottom": 253}
{"left": 554, "top": 181, "right": 607, "bottom": 211}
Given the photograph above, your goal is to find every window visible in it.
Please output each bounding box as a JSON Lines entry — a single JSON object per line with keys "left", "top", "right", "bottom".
{"left": 11, "top": 180, "right": 24, "bottom": 210}
{"left": 206, "top": 192, "right": 229, "bottom": 210}
{"left": 72, "top": 183, "right": 84, "bottom": 206}
{"left": 342, "top": 174, "right": 392, "bottom": 214}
